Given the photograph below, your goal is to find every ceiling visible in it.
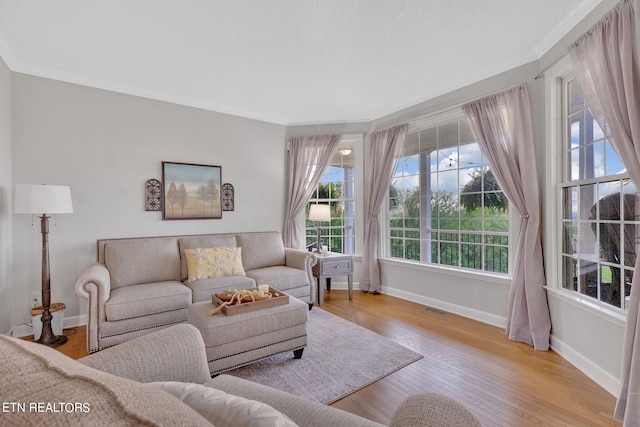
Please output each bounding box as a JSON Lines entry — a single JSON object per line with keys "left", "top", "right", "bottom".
{"left": 0, "top": 0, "right": 603, "bottom": 126}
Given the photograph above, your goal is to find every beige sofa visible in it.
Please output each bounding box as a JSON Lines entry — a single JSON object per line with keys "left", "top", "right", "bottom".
{"left": 75, "top": 231, "right": 316, "bottom": 353}
{"left": 0, "top": 324, "right": 483, "bottom": 426}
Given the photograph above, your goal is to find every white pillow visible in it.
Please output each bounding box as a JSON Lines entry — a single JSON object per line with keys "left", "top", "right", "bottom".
{"left": 147, "top": 381, "right": 299, "bottom": 427}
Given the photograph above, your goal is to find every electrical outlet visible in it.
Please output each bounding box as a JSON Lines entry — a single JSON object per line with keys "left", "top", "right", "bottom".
{"left": 30, "top": 292, "right": 40, "bottom": 309}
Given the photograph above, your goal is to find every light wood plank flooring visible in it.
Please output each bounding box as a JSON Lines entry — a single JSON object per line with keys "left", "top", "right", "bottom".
{"left": 53, "top": 291, "right": 621, "bottom": 426}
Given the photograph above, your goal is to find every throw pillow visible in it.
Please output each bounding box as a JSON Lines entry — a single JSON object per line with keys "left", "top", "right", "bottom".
{"left": 148, "top": 381, "right": 299, "bottom": 427}
{"left": 184, "top": 247, "right": 246, "bottom": 284}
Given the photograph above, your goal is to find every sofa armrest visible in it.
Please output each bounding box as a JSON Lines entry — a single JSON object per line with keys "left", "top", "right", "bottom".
{"left": 75, "top": 262, "right": 112, "bottom": 353}
{"left": 285, "top": 248, "right": 318, "bottom": 304}
{"left": 75, "top": 261, "right": 111, "bottom": 301}
{"left": 389, "top": 393, "right": 482, "bottom": 427}
{"left": 284, "top": 247, "right": 317, "bottom": 270}
{"left": 79, "top": 324, "right": 211, "bottom": 385}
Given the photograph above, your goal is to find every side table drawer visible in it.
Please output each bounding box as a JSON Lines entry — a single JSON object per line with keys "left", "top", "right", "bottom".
{"left": 321, "top": 259, "right": 352, "bottom": 275}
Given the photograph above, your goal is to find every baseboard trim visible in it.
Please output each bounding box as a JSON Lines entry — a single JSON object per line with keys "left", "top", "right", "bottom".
{"left": 550, "top": 335, "right": 620, "bottom": 397}
{"left": 64, "top": 314, "right": 87, "bottom": 329}
{"left": 382, "top": 286, "right": 508, "bottom": 328}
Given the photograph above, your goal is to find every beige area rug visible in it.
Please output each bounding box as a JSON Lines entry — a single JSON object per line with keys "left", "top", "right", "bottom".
{"left": 226, "top": 307, "right": 423, "bottom": 404}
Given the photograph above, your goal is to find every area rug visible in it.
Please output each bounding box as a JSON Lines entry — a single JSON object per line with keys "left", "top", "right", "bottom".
{"left": 226, "top": 307, "right": 423, "bottom": 404}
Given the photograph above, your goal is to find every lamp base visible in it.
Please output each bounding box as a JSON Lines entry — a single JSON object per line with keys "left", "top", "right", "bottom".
{"left": 35, "top": 306, "right": 67, "bottom": 348}
{"left": 36, "top": 333, "right": 67, "bottom": 348}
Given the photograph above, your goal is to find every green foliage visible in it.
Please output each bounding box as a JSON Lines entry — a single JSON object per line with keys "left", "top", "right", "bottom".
{"left": 460, "top": 168, "right": 507, "bottom": 212}
{"left": 389, "top": 174, "right": 509, "bottom": 273}
{"left": 307, "top": 182, "right": 348, "bottom": 253}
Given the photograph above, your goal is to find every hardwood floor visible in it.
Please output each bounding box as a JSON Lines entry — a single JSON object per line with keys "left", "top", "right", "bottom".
{"left": 53, "top": 291, "right": 621, "bottom": 426}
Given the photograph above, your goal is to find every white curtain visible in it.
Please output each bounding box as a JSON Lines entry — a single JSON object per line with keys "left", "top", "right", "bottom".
{"left": 283, "top": 135, "right": 341, "bottom": 249}
{"left": 360, "top": 124, "right": 408, "bottom": 293}
{"left": 568, "top": 0, "right": 640, "bottom": 422}
{"left": 462, "top": 84, "right": 550, "bottom": 351}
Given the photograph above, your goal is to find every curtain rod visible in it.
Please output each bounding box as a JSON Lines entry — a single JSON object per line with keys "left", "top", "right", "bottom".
{"left": 534, "top": 50, "right": 569, "bottom": 80}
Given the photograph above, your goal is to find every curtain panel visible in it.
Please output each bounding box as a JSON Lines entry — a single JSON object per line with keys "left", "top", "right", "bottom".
{"left": 360, "top": 124, "right": 408, "bottom": 293}
{"left": 462, "top": 84, "right": 550, "bottom": 351}
{"left": 568, "top": 0, "right": 640, "bottom": 423}
{"left": 283, "top": 135, "right": 341, "bottom": 249}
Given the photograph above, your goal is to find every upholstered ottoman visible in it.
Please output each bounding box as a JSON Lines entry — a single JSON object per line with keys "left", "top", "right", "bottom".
{"left": 187, "top": 296, "right": 308, "bottom": 376}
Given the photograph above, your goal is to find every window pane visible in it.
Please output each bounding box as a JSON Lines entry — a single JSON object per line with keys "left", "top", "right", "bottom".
{"left": 563, "top": 187, "right": 578, "bottom": 219}
{"left": 578, "top": 258, "right": 598, "bottom": 299}
{"left": 569, "top": 116, "right": 581, "bottom": 148}
{"left": 459, "top": 143, "right": 483, "bottom": 168}
{"left": 601, "top": 266, "right": 621, "bottom": 308}
{"left": 593, "top": 141, "right": 605, "bottom": 177}
{"left": 568, "top": 79, "right": 584, "bottom": 115}
{"left": 485, "top": 245, "right": 508, "bottom": 274}
{"left": 561, "top": 78, "right": 635, "bottom": 311}
{"left": 563, "top": 256, "right": 577, "bottom": 291}
{"left": 624, "top": 223, "right": 639, "bottom": 267}
{"left": 563, "top": 222, "right": 578, "bottom": 256}
{"left": 306, "top": 140, "right": 357, "bottom": 254}
{"left": 461, "top": 243, "right": 482, "bottom": 269}
{"left": 389, "top": 117, "right": 508, "bottom": 274}
{"left": 623, "top": 189, "right": 639, "bottom": 221}
{"left": 578, "top": 184, "right": 597, "bottom": 220}
{"left": 607, "top": 142, "right": 626, "bottom": 175}
{"left": 569, "top": 148, "right": 580, "bottom": 181}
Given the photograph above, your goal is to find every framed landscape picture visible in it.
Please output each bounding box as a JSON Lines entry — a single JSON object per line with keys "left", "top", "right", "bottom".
{"left": 162, "top": 161, "right": 222, "bottom": 220}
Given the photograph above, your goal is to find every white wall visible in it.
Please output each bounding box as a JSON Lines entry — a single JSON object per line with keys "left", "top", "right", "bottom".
{"left": 0, "top": 56, "right": 12, "bottom": 334}
{"left": 7, "top": 73, "right": 287, "bottom": 334}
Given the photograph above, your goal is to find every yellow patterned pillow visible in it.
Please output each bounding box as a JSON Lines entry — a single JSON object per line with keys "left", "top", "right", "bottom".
{"left": 184, "top": 247, "right": 246, "bottom": 284}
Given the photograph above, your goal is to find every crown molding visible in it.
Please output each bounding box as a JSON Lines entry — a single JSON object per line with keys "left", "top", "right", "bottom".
{"left": 533, "top": 0, "right": 604, "bottom": 58}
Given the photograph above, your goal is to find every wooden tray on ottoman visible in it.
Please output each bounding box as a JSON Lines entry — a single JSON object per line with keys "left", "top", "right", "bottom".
{"left": 212, "top": 287, "right": 289, "bottom": 316}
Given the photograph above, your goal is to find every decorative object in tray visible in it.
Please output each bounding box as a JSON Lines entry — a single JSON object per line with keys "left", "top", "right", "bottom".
{"left": 208, "top": 285, "right": 289, "bottom": 316}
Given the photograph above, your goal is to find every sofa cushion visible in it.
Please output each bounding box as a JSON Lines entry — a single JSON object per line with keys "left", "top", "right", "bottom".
{"left": 246, "top": 266, "right": 309, "bottom": 293}
{"left": 106, "top": 281, "right": 191, "bottom": 321}
{"left": 236, "top": 232, "right": 285, "bottom": 271}
{"left": 0, "top": 335, "right": 211, "bottom": 426}
{"left": 149, "top": 381, "right": 298, "bottom": 427}
{"left": 105, "top": 238, "right": 181, "bottom": 289}
{"left": 186, "top": 275, "right": 256, "bottom": 303}
{"left": 185, "top": 247, "right": 246, "bottom": 284}
{"left": 179, "top": 234, "right": 238, "bottom": 280}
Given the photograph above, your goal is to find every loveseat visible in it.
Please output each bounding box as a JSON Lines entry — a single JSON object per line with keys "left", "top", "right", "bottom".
{"left": 0, "top": 324, "right": 483, "bottom": 426}
{"left": 75, "top": 231, "right": 316, "bottom": 353}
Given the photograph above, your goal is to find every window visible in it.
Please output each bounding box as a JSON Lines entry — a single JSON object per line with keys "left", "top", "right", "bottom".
{"left": 389, "top": 115, "right": 509, "bottom": 274}
{"left": 560, "top": 78, "right": 638, "bottom": 310}
{"left": 305, "top": 141, "right": 357, "bottom": 254}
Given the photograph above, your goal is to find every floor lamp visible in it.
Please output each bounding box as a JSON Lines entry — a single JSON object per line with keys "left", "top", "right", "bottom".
{"left": 14, "top": 184, "right": 73, "bottom": 348}
{"left": 308, "top": 204, "right": 330, "bottom": 254}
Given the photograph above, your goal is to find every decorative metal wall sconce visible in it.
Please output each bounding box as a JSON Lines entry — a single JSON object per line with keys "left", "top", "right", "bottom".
{"left": 222, "top": 183, "right": 234, "bottom": 211}
{"left": 145, "top": 179, "right": 162, "bottom": 211}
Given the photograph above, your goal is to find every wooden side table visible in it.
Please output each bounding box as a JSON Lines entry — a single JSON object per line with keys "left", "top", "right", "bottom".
{"left": 312, "top": 252, "right": 354, "bottom": 305}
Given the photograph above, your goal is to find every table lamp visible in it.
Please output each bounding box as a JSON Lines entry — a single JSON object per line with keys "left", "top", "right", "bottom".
{"left": 14, "top": 184, "right": 73, "bottom": 347}
{"left": 308, "top": 204, "right": 330, "bottom": 254}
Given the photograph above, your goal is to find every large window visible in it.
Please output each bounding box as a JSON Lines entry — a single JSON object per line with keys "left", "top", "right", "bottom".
{"left": 305, "top": 142, "right": 356, "bottom": 254}
{"left": 389, "top": 116, "right": 509, "bottom": 274}
{"left": 560, "top": 78, "right": 639, "bottom": 310}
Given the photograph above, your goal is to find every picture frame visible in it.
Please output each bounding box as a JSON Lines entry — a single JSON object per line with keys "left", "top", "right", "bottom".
{"left": 162, "top": 161, "right": 222, "bottom": 220}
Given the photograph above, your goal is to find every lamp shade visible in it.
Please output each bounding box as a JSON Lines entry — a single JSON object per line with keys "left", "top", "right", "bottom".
{"left": 14, "top": 184, "right": 73, "bottom": 215}
{"left": 308, "top": 204, "right": 330, "bottom": 222}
